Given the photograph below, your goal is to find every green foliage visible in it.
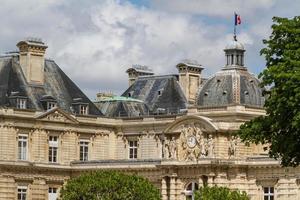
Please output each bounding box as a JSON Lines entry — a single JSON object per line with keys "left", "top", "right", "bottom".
{"left": 237, "top": 16, "right": 300, "bottom": 166}
{"left": 194, "top": 186, "right": 249, "bottom": 200}
{"left": 59, "top": 170, "right": 161, "bottom": 200}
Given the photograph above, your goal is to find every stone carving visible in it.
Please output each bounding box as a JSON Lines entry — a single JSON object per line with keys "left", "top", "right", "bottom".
{"left": 164, "top": 123, "right": 215, "bottom": 161}
{"left": 228, "top": 135, "right": 238, "bottom": 158}
{"left": 180, "top": 123, "right": 215, "bottom": 161}
{"left": 46, "top": 111, "right": 69, "bottom": 122}
{"left": 164, "top": 137, "right": 177, "bottom": 159}
{"left": 207, "top": 134, "right": 214, "bottom": 158}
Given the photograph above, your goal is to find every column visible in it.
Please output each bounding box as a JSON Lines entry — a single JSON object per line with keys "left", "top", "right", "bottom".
{"left": 170, "top": 174, "right": 177, "bottom": 200}
{"left": 207, "top": 176, "right": 214, "bottom": 187}
{"left": 198, "top": 176, "right": 204, "bottom": 188}
{"left": 161, "top": 177, "right": 168, "bottom": 200}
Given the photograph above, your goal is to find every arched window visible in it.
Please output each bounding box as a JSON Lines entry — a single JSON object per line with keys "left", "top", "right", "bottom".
{"left": 184, "top": 182, "right": 199, "bottom": 200}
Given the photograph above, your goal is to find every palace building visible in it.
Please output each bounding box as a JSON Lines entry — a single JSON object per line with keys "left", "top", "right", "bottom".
{"left": 0, "top": 37, "right": 299, "bottom": 200}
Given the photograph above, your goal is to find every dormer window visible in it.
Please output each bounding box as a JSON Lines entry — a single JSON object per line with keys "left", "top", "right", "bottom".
{"left": 80, "top": 105, "right": 88, "bottom": 115}
{"left": 40, "top": 95, "right": 57, "bottom": 110}
{"left": 17, "top": 98, "right": 27, "bottom": 109}
{"left": 47, "top": 102, "right": 57, "bottom": 110}
{"left": 72, "top": 98, "right": 89, "bottom": 115}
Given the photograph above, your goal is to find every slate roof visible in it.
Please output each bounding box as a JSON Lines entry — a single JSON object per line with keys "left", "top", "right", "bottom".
{"left": 197, "top": 67, "right": 265, "bottom": 108}
{"left": 122, "top": 75, "right": 187, "bottom": 114}
{"left": 94, "top": 96, "right": 150, "bottom": 117}
{"left": 0, "top": 55, "right": 102, "bottom": 116}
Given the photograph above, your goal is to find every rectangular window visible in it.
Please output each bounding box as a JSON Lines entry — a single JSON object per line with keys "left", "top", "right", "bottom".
{"left": 129, "top": 140, "right": 138, "bottom": 159}
{"left": 18, "top": 135, "right": 28, "bottom": 160}
{"left": 263, "top": 187, "right": 274, "bottom": 200}
{"left": 17, "top": 99, "right": 27, "bottom": 109}
{"left": 79, "top": 105, "right": 88, "bottom": 115}
{"left": 47, "top": 102, "right": 57, "bottom": 110}
{"left": 48, "top": 187, "right": 58, "bottom": 200}
{"left": 17, "top": 186, "right": 27, "bottom": 200}
{"left": 49, "top": 136, "right": 58, "bottom": 163}
{"left": 80, "top": 141, "right": 89, "bottom": 161}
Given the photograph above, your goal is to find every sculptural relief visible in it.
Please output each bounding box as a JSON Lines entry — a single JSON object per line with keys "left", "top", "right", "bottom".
{"left": 164, "top": 123, "right": 215, "bottom": 161}
{"left": 164, "top": 136, "right": 177, "bottom": 159}
{"left": 207, "top": 134, "right": 214, "bottom": 158}
{"left": 228, "top": 135, "right": 238, "bottom": 158}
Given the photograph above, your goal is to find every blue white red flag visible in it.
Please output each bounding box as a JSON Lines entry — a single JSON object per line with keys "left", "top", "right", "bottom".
{"left": 235, "top": 13, "right": 241, "bottom": 25}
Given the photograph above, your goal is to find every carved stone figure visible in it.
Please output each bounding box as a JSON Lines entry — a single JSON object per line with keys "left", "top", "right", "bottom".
{"left": 229, "top": 135, "right": 238, "bottom": 158}
{"left": 168, "top": 137, "right": 177, "bottom": 159}
{"left": 199, "top": 135, "right": 207, "bottom": 158}
{"left": 163, "top": 142, "right": 170, "bottom": 159}
{"left": 207, "top": 134, "right": 214, "bottom": 157}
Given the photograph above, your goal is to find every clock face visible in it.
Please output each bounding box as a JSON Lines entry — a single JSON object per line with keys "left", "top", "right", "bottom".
{"left": 187, "top": 136, "right": 197, "bottom": 148}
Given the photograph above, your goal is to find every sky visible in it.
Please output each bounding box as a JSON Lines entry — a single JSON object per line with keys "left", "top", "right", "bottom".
{"left": 0, "top": 0, "right": 299, "bottom": 99}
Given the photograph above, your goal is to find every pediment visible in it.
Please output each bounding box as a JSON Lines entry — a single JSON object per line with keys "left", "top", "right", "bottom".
{"left": 35, "top": 107, "right": 79, "bottom": 124}
{"left": 164, "top": 115, "right": 218, "bottom": 133}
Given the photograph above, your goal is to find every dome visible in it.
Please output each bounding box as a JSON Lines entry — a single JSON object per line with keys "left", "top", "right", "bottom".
{"left": 225, "top": 40, "right": 245, "bottom": 50}
{"left": 196, "top": 68, "right": 265, "bottom": 108}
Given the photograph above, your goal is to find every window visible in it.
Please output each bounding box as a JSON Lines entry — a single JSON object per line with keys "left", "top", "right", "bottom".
{"left": 263, "top": 187, "right": 274, "bottom": 200}
{"left": 185, "top": 182, "right": 199, "bottom": 200}
{"left": 17, "top": 186, "right": 27, "bottom": 200}
{"left": 47, "top": 101, "right": 57, "bottom": 110}
{"left": 129, "top": 140, "right": 138, "bottom": 159}
{"left": 18, "top": 135, "right": 28, "bottom": 160}
{"left": 17, "top": 99, "right": 27, "bottom": 109}
{"left": 79, "top": 105, "right": 88, "bottom": 115}
{"left": 49, "top": 136, "right": 58, "bottom": 163}
{"left": 48, "top": 187, "right": 58, "bottom": 200}
{"left": 80, "top": 141, "right": 89, "bottom": 161}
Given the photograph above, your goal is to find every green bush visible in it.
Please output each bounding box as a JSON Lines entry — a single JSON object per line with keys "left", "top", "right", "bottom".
{"left": 194, "top": 186, "right": 249, "bottom": 200}
{"left": 60, "top": 170, "right": 161, "bottom": 200}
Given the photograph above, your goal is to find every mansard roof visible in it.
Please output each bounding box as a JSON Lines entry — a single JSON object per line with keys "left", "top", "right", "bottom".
{"left": 0, "top": 55, "right": 102, "bottom": 116}
{"left": 122, "top": 75, "right": 187, "bottom": 114}
{"left": 94, "top": 96, "right": 150, "bottom": 117}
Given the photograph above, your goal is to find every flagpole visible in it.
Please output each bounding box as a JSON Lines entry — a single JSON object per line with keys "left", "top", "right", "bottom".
{"left": 234, "top": 12, "right": 237, "bottom": 41}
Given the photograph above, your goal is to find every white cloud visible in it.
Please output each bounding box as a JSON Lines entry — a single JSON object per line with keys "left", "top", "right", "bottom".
{"left": 150, "top": 0, "right": 275, "bottom": 18}
{"left": 49, "top": 0, "right": 242, "bottom": 96}
{"left": 0, "top": 0, "right": 299, "bottom": 98}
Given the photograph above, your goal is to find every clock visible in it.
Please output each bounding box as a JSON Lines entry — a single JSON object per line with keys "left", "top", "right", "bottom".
{"left": 187, "top": 136, "right": 197, "bottom": 148}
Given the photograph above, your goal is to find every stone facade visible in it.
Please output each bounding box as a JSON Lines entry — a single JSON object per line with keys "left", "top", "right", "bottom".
{"left": 0, "top": 106, "right": 299, "bottom": 200}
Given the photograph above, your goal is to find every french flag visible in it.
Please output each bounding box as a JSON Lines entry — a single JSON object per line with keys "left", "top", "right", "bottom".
{"left": 235, "top": 13, "right": 241, "bottom": 25}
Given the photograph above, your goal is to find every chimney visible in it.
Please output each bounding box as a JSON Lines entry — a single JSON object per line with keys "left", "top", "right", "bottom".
{"left": 126, "top": 65, "right": 154, "bottom": 86}
{"left": 176, "top": 60, "right": 203, "bottom": 104}
{"left": 17, "top": 38, "right": 48, "bottom": 85}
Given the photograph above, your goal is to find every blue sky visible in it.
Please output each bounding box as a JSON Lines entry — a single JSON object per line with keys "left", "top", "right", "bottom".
{"left": 0, "top": 0, "right": 299, "bottom": 98}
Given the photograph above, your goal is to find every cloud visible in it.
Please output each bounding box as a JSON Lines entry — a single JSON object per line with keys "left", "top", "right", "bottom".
{"left": 0, "top": 0, "right": 299, "bottom": 99}
{"left": 46, "top": 0, "right": 242, "bottom": 96}
{"left": 150, "top": 0, "right": 275, "bottom": 18}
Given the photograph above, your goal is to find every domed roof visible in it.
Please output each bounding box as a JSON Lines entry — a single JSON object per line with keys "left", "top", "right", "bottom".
{"left": 196, "top": 38, "right": 265, "bottom": 108}
{"left": 225, "top": 40, "right": 245, "bottom": 50}
{"left": 196, "top": 68, "right": 265, "bottom": 108}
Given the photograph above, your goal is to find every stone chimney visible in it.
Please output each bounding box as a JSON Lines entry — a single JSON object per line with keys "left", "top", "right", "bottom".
{"left": 17, "top": 38, "right": 48, "bottom": 85}
{"left": 176, "top": 60, "right": 203, "bottom": 104}
{"left": 126, "top": 65, "right": 154, "bottom": 86}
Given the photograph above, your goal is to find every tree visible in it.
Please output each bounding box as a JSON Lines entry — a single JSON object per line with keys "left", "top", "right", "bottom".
{"left": 237, "top": 16, "right": 300, "bottom": 166}
{"left": 59, "top": 170, "right": 161, "bottom": 200}
{"left": 194, "top": 186, "right": 249, "bottom": 200}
